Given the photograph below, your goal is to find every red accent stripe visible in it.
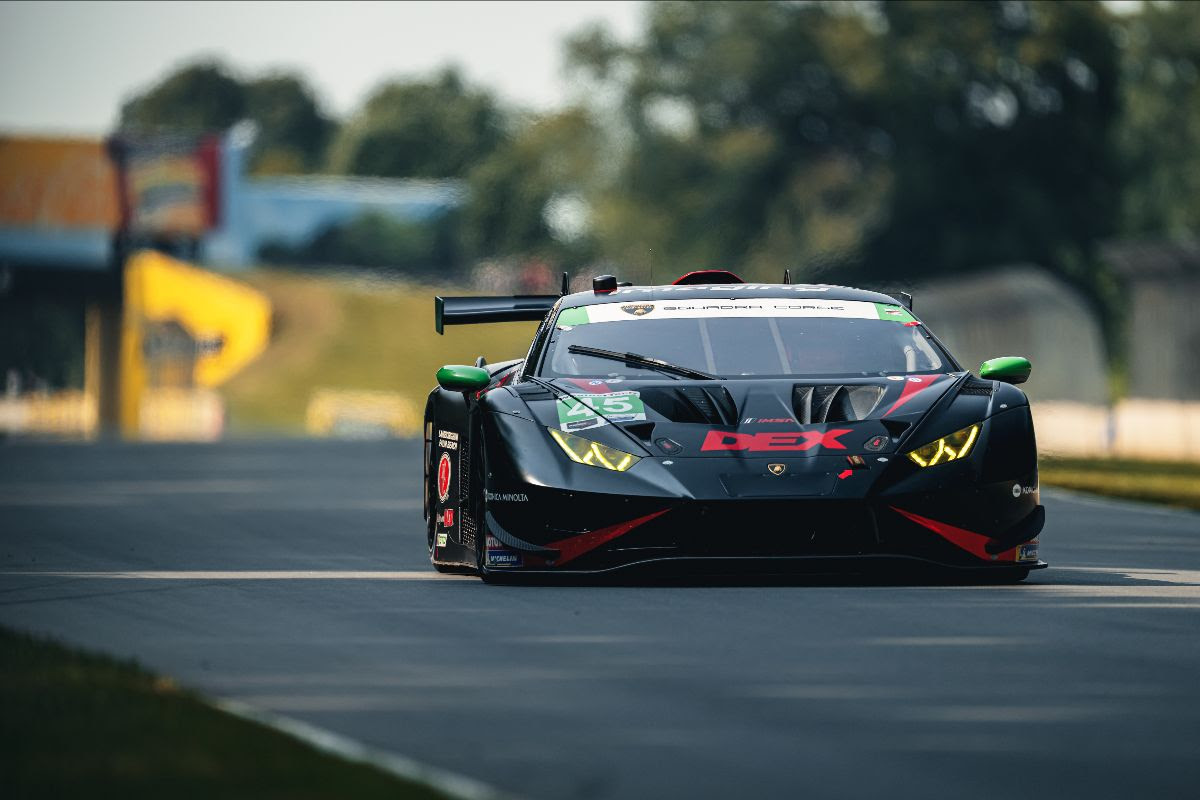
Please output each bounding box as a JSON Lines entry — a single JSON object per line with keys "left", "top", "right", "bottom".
{"left": 547, "top": 509, "right": 670, "bottom": 565}
{"left": 882, "top": 374, "right": 945, "bottom": 417}
{"left": 890, "top": 506, "right": 1015, "bottom": 562}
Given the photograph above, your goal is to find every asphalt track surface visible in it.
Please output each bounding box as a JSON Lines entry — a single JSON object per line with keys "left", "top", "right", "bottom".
{"left": 2, "top": 439, "right": 1199, "bottom": 800}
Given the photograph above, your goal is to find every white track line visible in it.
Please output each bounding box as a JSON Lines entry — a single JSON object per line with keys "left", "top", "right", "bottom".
{"left": 215, "top": 697, "right": 515, "bottom": 800}
{"left": 0, "top": 570, "right": 471, "bottom": 581}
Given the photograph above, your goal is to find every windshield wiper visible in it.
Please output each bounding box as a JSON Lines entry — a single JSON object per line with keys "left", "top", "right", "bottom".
{"left": 567, "top": 345, "right": 719, "bottom": 381}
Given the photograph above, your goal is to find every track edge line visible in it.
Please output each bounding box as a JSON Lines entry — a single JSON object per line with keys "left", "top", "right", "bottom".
{"left": 214, "top": 697, "right": 515, "bottom": 800}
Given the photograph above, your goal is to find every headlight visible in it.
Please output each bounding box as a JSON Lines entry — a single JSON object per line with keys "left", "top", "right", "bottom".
{"left": 548, "top": 428, "right": 641, "bottom": 472}
{"left": 906, "top": 423, "right": 980, "bottom": 467}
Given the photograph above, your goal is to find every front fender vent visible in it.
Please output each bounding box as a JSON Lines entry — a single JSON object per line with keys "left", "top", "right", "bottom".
{"left": 959, "top": 378, "right": 995, "bottom": 397}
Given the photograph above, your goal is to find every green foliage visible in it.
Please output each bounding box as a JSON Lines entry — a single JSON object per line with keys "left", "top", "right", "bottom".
{"left": 326, "top": 68, "right": 505, "bottom": 178}
{"left": 1115, "top": 1, "right": 1200, "bottom": 238}
{"left": 119, "top": 62, "right": 334, "bottom": 175}
{"left": 567, "top": 0, "right": 1125, "bottom": 302}
{"left": 463, "top": 109, "right": 601, "bottom": 262}
{"left": 243, "top": 74, "right": 335, "bottom": 174}
{"left": 258, "top": 211, "right": 460, "bottom": 274}
{"left": 0, "top": 296, "right": 84, "bottom": 390}
{"left": 121, "top": 61, "right": 246, "bottom": 132}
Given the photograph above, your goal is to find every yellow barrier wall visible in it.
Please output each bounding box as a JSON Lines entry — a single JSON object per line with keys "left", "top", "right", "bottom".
{"left": 120, "top": 250, "right": 273, "bottom": 438}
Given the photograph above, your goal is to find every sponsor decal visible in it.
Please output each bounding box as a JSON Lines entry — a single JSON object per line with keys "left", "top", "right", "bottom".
{"left": 438, "top": 430, "right": 459, "bottom": 441}
{"left": 846, "top": 455, "right": 866, "bottom": 467}
{"left": 621, "top": 303, "right": 655, "bottom": 316}
{"left": 701, "top": 429, "right": 851, "bottom": 452}
{"left": 767, "top": 463, "right": 787, "bottom": 476}
{"left": 1018, "top": 541, "right": 1039, "bottom": 562}
{"left": 742, "top": 417, "right": 795, "bottom": 424}
{"left": 864, "top": 434, "right": 889, "bottom": 452}
{"left": 437, "top": 430, "right": 460, "bottom": 450}
{"left": 1011, "top": 483, "right": 1037, "bottom": 498}
{"left": 436, "top": 533, "right": 448, "bottom": 547}
{"left": 872, "top": 303, "right": 917, "bottom": 323}
{"left": 442, "top": 508, "right": 454, "bottom": 528}
{"left": 887, "top": 376, "right": 905, "bottom": 381}
{"left": 486, "top": 491, "right": 529, "bottom": 502}
{"left": 655, "top": 437, "right": 683, "bottom": 455}
{"left": 486, "top": 550, "right": 523, "bottom": 568}
{"left": 556, "top": 390, "right": 646, "bottom": 431}
{"left": 437, "top": 452, "right": 452, "bottom": 502}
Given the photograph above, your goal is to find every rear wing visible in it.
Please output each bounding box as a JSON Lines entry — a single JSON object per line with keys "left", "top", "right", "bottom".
{"left": 434, "top": 295, "right": 559, "bottom": 334}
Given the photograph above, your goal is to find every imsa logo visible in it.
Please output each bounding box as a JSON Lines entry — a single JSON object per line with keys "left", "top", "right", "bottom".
{"left": 621, "top": 304, "right": 655, "bottom": 316}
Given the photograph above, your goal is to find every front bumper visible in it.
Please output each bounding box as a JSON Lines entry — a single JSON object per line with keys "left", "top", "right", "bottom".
{"left": 483, "top": 485, "right": 1045, "bottom": 574}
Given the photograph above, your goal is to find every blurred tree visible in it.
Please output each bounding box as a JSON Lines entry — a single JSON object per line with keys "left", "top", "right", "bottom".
{"left": 326, "top": 68, "right": 505, "bottom": 178}
{"left": 243, "top": 74, "right": 335, "bottom": 174}
{"left": 567, "top": 0, "right": 1123, "bottom": 307}
{"left": 121, "top": 62, "right": 246, "bottom": 132}
{"left": 120, "top": 62, "right": 333, "bottom": 174}
{"left": 258, "top": 211, "right": 460, "bottom": 273}
{"left": 1115, "top": 1, "right": 1200, "bottom": 238}
{"left": 463, "top": 109, "right": 602, "bottom": 262}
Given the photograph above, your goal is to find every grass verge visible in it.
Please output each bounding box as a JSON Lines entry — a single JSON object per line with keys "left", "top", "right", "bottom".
{"left": 222, "top": 269, "right": 540, "bottom": 433}
{"left": 0, "top": 626, "right": 449, "bottom": 800}
{"left": 1039, "top": 457, "right": 1200, "bottom": 511}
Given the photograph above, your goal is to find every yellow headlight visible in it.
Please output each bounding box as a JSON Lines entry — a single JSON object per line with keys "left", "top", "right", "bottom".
{"left": 548, "top": 428, "right": 641, "bottom": 472}
{"left": 906, "top": 423, "right": 980, "bottom": 467}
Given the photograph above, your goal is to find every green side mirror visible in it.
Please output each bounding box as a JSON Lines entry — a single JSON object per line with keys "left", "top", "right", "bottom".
{"left": 437, "top": 364, "right": 491, "bottom": 392}
{"left": 979, "top": 356, "right": 1032, "bottom": 385}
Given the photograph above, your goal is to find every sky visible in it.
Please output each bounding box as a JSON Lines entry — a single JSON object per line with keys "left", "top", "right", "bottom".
{"left": 0, "top": 0, "right": 644, "bottom": 135}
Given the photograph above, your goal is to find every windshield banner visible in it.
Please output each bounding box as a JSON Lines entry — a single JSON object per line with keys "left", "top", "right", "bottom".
{"left": 556, "top": 299, "right": 915, "bottom": 327}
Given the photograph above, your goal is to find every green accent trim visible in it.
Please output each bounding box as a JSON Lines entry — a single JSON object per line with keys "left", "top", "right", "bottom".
{"left": 873, "top": 302, "right": 916, "bottom": 323}
{"left": 555, "top": 306, "right": 590, "bottom": 327}
{"left": 436, "top": 364, "right": 490, "bottom": 392}
{"left": 979, "top": 356, "right": 1032, "bottom": 385}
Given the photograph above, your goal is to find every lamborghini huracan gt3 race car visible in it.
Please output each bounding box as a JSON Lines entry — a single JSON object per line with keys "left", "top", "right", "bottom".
{"left": 424, "top": 269, "right": 1045, "bottom": 582}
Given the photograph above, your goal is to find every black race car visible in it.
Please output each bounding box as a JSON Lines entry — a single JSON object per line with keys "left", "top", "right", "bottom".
{"left": 424, "top": 269, "right": 1045, "bottom": 582}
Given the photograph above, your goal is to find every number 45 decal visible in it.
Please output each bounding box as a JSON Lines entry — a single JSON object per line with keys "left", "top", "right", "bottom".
{"left": 557, "top": 391, "right": 647, "bottom": 431}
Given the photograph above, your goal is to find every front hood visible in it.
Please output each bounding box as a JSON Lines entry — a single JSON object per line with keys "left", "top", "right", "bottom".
{"left": 517, "top": 374, "right": 964, "bottom": 459}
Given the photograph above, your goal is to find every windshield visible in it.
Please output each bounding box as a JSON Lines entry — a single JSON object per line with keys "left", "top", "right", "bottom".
{"left": 540, "top": 298, "right": 950, "bottom": 379}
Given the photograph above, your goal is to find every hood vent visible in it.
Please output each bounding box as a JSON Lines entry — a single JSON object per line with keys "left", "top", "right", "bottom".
{"left": 793, "top": 385, "right": 885, "bottom": 423}
{"left": 640, "top": 386, "right": 736, "bottom": 425}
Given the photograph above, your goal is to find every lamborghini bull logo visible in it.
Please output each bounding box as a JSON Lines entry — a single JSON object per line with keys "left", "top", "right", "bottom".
{"left": 622, "top": 304, "right": 655, "bottom": 316}
{"left": 767, "top": 463, "right": 787, "bottom": 476}
{"left": 701, "top": 429, "right": 852, "bottom": 452}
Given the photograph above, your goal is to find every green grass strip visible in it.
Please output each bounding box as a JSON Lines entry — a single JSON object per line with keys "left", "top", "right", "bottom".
{"left": 1040, "top": 458, "right": 1200, "bottom": 511}
{"left": 0, "top": 626, "right": 451, "bottom": 800}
